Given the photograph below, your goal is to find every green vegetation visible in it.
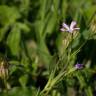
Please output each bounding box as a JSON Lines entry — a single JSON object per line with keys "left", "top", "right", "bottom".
{"left": 0, "top": 0, "right": 96, "bottom": 96}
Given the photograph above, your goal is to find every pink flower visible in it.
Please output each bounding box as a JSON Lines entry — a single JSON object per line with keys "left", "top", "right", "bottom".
{"left": 60, "top": 21, "right": 80, "bottom": 33}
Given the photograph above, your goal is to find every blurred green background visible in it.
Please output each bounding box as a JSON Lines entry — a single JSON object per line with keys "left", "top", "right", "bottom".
{"left": 0, "top": 0, "right": 96, "bottom": 96}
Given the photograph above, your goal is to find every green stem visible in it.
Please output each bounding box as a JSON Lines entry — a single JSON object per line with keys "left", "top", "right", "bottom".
{"left": 40, "top": 67, "right": 76, "bottom": 95}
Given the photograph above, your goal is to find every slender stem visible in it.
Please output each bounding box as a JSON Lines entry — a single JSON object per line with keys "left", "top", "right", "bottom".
{"left": 40, "top": 67, "right": 76, "bottom": 95}
{"left": 71, "top": 40, "right": 87, "bottom": 57}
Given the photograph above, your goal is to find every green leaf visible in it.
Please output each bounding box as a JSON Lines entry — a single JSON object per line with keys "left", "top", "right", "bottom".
{"left": 6, "top": 87, "right": 37, "bottom": 96}
{"left": 44, "top": 13, "right": 57, "bottom": 34}
{"left": 7, "top": 24, "right": 21, "bottom": 57}
{"left": 85, "top": 86, "right": 93, "bottom": 96}
{"left": 84, "top": 5, "right": 96, "bottom": 21}
{"left": 0, "top": 5, "right": 20, "bottom": 41}
{"left": 0, "top": 5, "right": 20, "bottom": 25}
{"left": 19, "top": 75, "right": 28, "bottom": 88}
{"left": 0, "top": 26, "right": 9, "bottom": 41}
{"left": 76, "top": 72, "right": 86, "bottom": 88}
{"left": 37, "top": 40, "right": 52, "bottom": 67}
{"left": 17, "top": 22, "right": 30, "bottom": 33}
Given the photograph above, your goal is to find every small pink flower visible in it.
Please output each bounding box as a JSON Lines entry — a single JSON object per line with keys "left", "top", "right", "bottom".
{"left": 60, "top": 21, "right": 80, "bottom": 33}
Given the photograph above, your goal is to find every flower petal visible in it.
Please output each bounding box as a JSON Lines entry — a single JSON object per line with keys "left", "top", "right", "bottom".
{"left": 62, "top": 23, "right": 69, "bottom": 30}
{"left": 70, "top": 21, "right": 77, "bottom": 30}
{"left": 75, "top": 63, "right": 83, "bottom": 69}
{"left": 60, "top": 28, "right": 65, "bottom": 32}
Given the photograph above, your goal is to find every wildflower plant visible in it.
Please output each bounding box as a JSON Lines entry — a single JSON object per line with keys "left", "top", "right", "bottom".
{"left": 39, "top": 21, "right": 83, "bottom": 96}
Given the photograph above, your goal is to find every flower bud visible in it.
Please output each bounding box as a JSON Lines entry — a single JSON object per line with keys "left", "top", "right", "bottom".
{"left": 0, "top": 58, "right": 8, "bottom": 79}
